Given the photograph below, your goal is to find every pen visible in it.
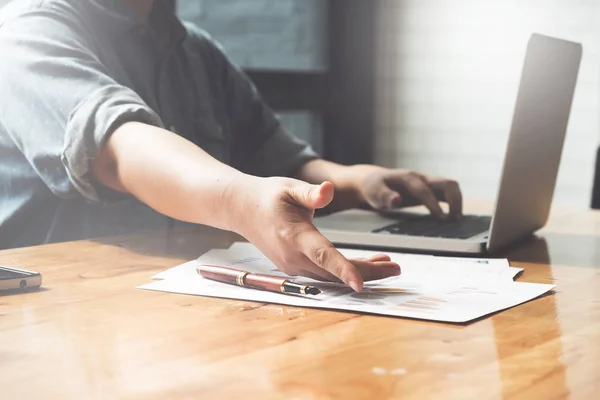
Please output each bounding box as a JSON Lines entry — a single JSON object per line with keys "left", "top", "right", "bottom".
{"left": 196, "top": 265, "right": 321, "bottom": 296}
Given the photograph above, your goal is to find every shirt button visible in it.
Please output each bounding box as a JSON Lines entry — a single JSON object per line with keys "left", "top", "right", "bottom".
{"left": 217, "top": 124, "right": 223, "bottom": 134}
{"left": 170, "top": 125, "right": 177, "bottom": 134}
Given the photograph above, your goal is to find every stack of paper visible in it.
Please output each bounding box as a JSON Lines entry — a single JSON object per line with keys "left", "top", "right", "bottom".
{"left": 138, "top": 242, "right": 554, "bottom": 323}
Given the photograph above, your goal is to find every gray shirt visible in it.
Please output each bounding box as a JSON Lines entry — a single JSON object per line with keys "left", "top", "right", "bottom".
{"left": 0, "top": 0, "right": 317, "bottom": 249}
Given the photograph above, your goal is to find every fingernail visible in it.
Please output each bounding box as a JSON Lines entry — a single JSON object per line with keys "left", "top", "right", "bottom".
{"left": 349, "top": 280, "right": 360, "bottom": 292}
{"left": 389, "top": 195, "right": 401, "bottom": 208}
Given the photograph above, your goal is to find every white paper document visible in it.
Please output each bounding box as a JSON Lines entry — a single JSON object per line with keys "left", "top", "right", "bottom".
{"left": 138, "top": 242, "right": 553, "bottom": 323}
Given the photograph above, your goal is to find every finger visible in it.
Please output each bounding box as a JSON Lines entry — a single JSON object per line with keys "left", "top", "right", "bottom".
{"left": 431, "top": 179, "right": 463, "bottom": 219}
{"left": 292, "top": 253, "right": 341, "bottom": 281}
{"left": 369, "top": 184, "right": 402, "bottom": 210}
{"left": 296, "top": 228, "right": 364, "bottom": 291}
{"left": 298, "top": 258, "right": 400, "bottom": 282}
{"left": 351, "top": 254, "right": 392, "bottom": 262}
{"left": 368, "top": 254, "right": 392, "bottom": 262}
{"left": 403, "top": 176, "right": 446, "bottom": 219}
{"left": 299, "top": 257, "right": 399, "bottom": 282}
{"left": 288, "top": 181, "right": 335, "bottom": 210}
{"left": 443, "top": 183, "right": 462, "bottom": 219}
{"left": 296, "top": 267, "right": 340, "bottom": 282}
{"left": 350, "top": 259, "right": 401, "bottom": 281}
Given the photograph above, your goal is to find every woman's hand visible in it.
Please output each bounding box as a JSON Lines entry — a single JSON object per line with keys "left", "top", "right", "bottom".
{"left": 227, "top": 176, "right": 400, "bottom": 292}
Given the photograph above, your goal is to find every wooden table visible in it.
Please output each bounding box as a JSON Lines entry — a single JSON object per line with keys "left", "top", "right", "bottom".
{"left": 2, "top": 203, "right": 600, "bottom": 399}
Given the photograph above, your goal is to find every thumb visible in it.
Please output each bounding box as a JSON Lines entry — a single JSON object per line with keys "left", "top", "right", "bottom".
{"left": 289, "top": 181, "right": 335, "bottom": 210}
{"left": 369, "top": 184, "right": 402, "bottom": 210}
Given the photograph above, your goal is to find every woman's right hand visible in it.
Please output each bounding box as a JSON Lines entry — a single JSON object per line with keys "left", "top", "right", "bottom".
{"left": 226, "top": 176, "right": 401, "bottom": 292}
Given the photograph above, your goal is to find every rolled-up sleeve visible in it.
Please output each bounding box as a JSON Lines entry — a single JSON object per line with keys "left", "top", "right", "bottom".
{"left": 63, "top": 85, "right": 163, "bottom": 201}
{"left": 0, "top": 9, "right": 162, "bottom": 202}
{"left": 189, "top": 27, "right": 319, "bottom": 178}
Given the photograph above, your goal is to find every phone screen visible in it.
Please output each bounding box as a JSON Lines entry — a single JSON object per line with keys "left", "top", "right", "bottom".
{"left": 0, "top": 267, "right": 29, "bottom": 280}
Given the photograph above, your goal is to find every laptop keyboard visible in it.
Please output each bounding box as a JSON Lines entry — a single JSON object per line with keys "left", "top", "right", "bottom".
{"left": 373, "top": 214, "right": 491, "bottom": 239}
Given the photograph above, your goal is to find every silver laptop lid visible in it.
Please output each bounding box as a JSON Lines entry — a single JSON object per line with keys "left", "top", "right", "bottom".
{"left": 486, "top": 33, "right": 582, "bottom": 252}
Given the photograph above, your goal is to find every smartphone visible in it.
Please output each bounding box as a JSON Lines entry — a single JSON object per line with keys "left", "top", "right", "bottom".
{"left": 0, "top": 265, "right": 42, "bottom": 291}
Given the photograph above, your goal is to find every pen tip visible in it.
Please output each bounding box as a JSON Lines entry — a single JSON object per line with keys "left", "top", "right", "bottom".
{"left": 306, "top": 287, "right": 321, "bottom": 295}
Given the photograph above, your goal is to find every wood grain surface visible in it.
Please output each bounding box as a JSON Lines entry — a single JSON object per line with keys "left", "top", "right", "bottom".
{"left": 2, "top": 202, "right": 600, "bottom": 399}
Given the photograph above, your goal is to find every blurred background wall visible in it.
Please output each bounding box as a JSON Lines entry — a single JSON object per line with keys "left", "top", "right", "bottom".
{"left": 376, "top": 0, "right": 600, "bottom": 207}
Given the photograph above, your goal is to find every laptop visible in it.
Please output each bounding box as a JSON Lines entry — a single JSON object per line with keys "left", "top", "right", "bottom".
{"left": 314, "top": 33, "right": 582, "bottom": 255}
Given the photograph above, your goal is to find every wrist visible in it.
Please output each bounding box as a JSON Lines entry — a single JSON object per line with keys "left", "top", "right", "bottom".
{"left": 219, "top": 173, "right": 263, "bottom": 233}
{"left": 332, "top": 164, "right": 372, "bottom": 204}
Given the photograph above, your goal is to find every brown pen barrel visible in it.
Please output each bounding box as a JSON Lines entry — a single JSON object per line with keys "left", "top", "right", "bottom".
{"left": 244, "top": 273, "right": 287, "bottom": 292}
{"left": 197, "top": 265, "right": 248, "bottom": 286}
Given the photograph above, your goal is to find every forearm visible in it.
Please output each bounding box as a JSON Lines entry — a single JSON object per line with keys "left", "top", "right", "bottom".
{"left": 92, "top": 122, "right": 250, "bottom": 231}
{"left": 293, "top": 159, "right": 345, "bottom": 185}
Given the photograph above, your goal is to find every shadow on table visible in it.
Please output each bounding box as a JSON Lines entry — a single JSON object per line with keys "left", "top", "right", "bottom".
{"left": 90, "top": 223, "right": 245, "bottom": 261}
{"left": 502, "top": 232, "right": 600, "bottom": 269}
